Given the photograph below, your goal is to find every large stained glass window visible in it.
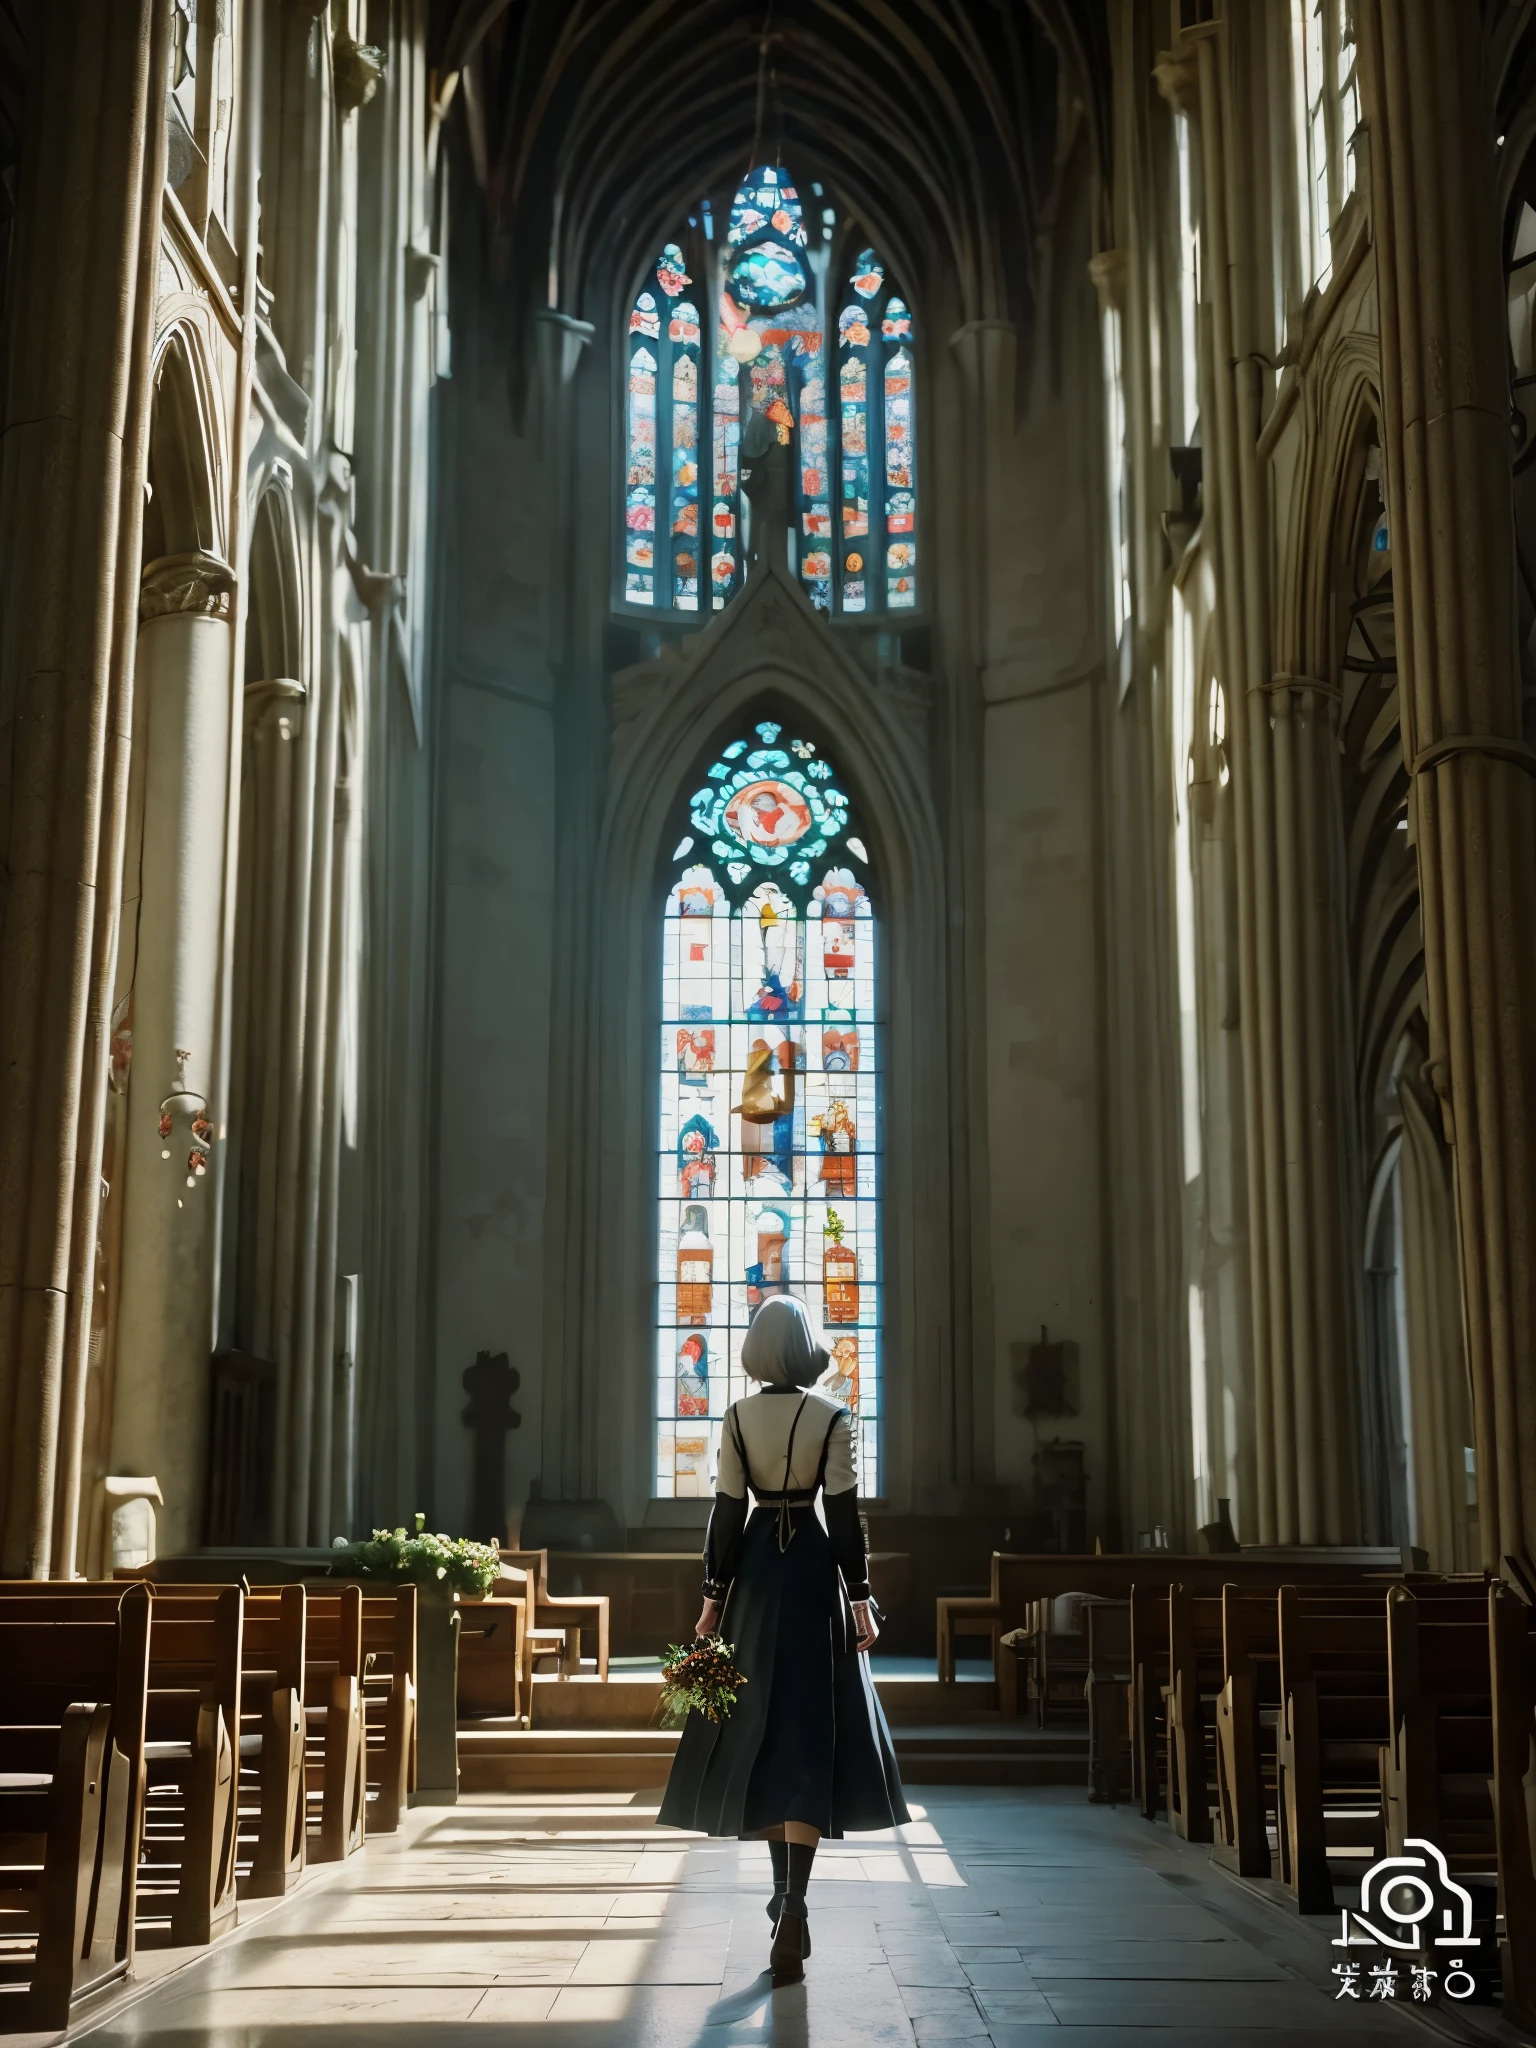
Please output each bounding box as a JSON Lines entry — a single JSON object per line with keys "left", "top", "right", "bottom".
{"left": 656, "top": 718, "right": 881, "bottom": 1497}
{"left": 623, "top": 167, "right": 917, "bottom": 620}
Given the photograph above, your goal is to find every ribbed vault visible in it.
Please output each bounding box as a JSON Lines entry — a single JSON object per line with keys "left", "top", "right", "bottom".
{"left": 433, "top": 0, "right": 1109, "bottom": 363}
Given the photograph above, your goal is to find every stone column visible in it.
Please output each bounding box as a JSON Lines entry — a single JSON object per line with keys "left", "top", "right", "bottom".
{"left": 0, "top": 0, "right": 167, "bottom": 1577}
{"left": 1171, "top": 22, "right": 1363, "bottom": 1545}
{"left": 109, "top": 552, "right": 235, "bottom": 1556}
{"left": 1359, "top": 2, "right": 1536, "bottom": 1580}
{"left": 1397, "top": 1069, "right": 1476, "bottom": 1570}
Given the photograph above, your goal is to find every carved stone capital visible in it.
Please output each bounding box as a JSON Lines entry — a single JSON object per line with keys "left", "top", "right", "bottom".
{"left": 1087, "top": 248, "right": 1127, "bottom": 316}
{"left": 140, "top": 550, "right": 236, "bottom": 621}
{"left": 1153, "top": 45, "right": 1201, "bottom": 119}
{"left": 334, "top": 37, "right": 386, "bottom": 113}
{"left": 245, "top": 677, "right": 307, "bottom": 732}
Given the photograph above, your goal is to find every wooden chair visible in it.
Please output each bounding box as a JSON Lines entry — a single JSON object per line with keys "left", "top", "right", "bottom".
{"left": 1035, "top": 1602, "right": 1092, "bottom": 1728}
{"left": 997, "top": 1620, "right": 1036, "bottom": 1718}
{"left": 0, "top": 1581, "right": 243, "bottom": 1949}
{"left": 300, "top": 1587, "right": 366, "bottom": 1861}
{"left": 936, "top": 1593, "right": 1000, "bottom": 1684}
{"left": 500, "top": 1550, "right": 610, "bottom": 1680}
{"left": 237, "top": 1586, "right": 307, "bottom": 1897}
{"left": 1490, "top": 1582, "right": 1536, "bottom": 2033}
{"left": 358, "top": 1587, "right": 416, "bottom": 1832}
{"left": 1085, "top": 1599, "right": 1132, "bottom": 1803}
{"left": 0, "top": 1584, "right": 150, "bottom": 2029}
{"left": 457, "top": 1595, "right": 530, "bottom": 1725}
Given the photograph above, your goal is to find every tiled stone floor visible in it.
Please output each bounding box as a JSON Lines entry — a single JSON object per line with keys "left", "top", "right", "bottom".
{"left": 69, "top": 1787, "right": 1510, "bottom": 2046}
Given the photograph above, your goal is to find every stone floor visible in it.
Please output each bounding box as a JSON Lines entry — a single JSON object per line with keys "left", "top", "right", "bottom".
{"left": 67, "top": 1787, "right": 1524, "bottom": 2047}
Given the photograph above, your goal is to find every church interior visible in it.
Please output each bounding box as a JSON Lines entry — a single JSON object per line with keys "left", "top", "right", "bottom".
{"left": 3, "top": 0, "right": 1536, "bottom": 2041}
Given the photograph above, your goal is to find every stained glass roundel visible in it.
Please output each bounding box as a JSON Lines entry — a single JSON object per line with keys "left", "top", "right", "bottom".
{"left": 688, "top": 722, "right": 850, "bottom": 871}
{"left": 656, "top": 717, "right": 881, "bottom": 1499}
{"left": 728, "top": 241, "right": 808, "bottom": 309}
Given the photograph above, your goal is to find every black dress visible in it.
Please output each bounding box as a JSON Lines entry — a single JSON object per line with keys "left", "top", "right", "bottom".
{"left": 657, "top": 1391, "right": 909, "bottom": 1839}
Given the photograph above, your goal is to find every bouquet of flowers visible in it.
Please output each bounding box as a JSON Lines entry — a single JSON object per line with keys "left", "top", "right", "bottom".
{"left": 658, "top": 1634, "right": 747, "bottom": 1728}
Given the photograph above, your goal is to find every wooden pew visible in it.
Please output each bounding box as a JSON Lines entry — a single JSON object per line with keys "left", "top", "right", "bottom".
{"left": 0, "top": 1582, "right": 243, "bottom": 1949}
{"left": 1086, "top": 1599, "right": 1132, "bottom": 1804}
{"left": 1213, "top": 1584, "right": 1286, "bottom": 1877}
{"left": 237, "top": 1587, "right": 306, "bottom": 1898}
{"left": 1490, "top": 1582, "right": 1536, "bottom": 2033}
{"left": 1166, "top": 1587, "right": 1224, "bottom": 1842}
{"left": 1130, "top": 1583, "right": 1171, "bottom": 1819}
{"left": 1380, "top": 1586, "right": 1498, "bottom": 1874}
{"left": 300, "top": 1587, "right": 365, "bottom": 1861}
{"left": 0, "top": 1584, "right": 150, "bottom": 2030}
{"left": 1216, "top": 1580, "right": 1490, "bottom": 1891}
{"left": 1275, "top": 1588, "right": 1400, "bottom": 1910}
{"left": 992, "top": 1553, "right": 1426, "bottom": 1816}
{"left": 358, "top": 1588, "right": 416, "bottom": 1832}
{"left": 992, "top": 1547, "right": 1424, "bottom": 1649}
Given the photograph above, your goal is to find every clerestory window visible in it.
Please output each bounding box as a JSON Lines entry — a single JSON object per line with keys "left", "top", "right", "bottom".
{"left": 622, "top": 165, "right": 918, "bottom": 620}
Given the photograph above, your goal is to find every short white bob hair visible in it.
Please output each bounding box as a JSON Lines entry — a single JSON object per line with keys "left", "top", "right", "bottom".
{"left": 739, "top": 1294, "right": 831, "bottom": 1390}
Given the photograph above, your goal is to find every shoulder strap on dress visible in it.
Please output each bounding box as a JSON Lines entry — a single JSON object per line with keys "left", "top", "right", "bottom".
{"left": 775, "top": 1393, "right": 811, "bottom": 1552}
{"left": 813, "top": 1404, "right": 846, "bottom": 1494}
{"left": 727, "top": 1402, "right": 751, "bottom": 1491}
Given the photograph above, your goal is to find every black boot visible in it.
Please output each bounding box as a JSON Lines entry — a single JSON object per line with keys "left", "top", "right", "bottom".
{"left": 770, "top": 1840, "right": 816, "bottom": 1982}
{"left": 770, "top": 1896, "right": 808, "bottom": 1983}
{"left": 765, "top": 1839, "right": 788, "bottom": 1928}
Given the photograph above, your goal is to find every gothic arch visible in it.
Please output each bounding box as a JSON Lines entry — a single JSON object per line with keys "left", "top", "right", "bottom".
{"left": 142, "top": 322, "right": 227, "bottom": 567}
{"left": 542, "top": 559, "right": 959, "bottom": 1524}
{"left": 245, "top": 476, "right": 304, "bottom": 687}
{"left": 1274, "top": 330, "right": 1382, "bottom": 690}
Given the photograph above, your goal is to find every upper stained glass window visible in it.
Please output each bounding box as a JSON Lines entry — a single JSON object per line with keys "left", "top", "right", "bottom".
{"left": 623, "top": 169, "right": 917, "bottom": 620}
{"left": 655, "top": 718, "right": 882, "bottom": 1499}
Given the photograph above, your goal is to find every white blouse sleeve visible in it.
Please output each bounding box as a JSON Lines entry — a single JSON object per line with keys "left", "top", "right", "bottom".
{"left": 715, "top": 1406, "right": 747, "bottom": 1498}
{"left": 822, "top": 1408, "right": 858, "bottom": 1496}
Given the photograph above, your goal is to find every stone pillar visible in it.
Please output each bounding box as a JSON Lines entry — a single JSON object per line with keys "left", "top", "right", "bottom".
{"left": 1397, "top": 1070, "right": 1476, "bottom": 1570}
{"left": 1171, "top": 22, "right": 1362, "bottom": 1545}
{"left": 110, "top": 553, "right": 235, "bottom": 1556}
{"left": 0, "top": 0, "right": 167, "bottom": 1577}
{"left": 1359, "top": 2, "right": 1536, "bottom": 1580}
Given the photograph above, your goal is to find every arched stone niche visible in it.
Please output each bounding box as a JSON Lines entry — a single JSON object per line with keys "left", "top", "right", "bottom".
{"left": 540, "top": 553, "right": 964, "bottom": 1527}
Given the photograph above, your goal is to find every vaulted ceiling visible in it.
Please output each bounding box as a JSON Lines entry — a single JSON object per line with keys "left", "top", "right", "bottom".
{"left": 432, "top": 0, "right": 1110, "bottom": 353}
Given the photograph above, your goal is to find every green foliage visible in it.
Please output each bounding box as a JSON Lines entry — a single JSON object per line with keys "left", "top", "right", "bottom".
{"left": 658, "top": 1634, "right": 747, "bottom": 1729}
{"left": 824, "top": 1207, "right": 846, "bottom": 1243}
{"left": 330, "top": 1512, "right": 502, "bottom": 1597}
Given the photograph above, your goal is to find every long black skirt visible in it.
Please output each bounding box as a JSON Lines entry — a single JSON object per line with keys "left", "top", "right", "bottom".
{"left": 657, "top": 1502, "right": 909, "bottom": 1838}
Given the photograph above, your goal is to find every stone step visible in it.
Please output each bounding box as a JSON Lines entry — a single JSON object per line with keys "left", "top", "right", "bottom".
{"left": 457, "top": 1713, "right": 1088, "bottom": 1792}
{"left": 457, "top": 1725, "right": 679, "bottom": 1793}
{"left": 515, "top": 1671, "right": 1001, "bottom": 1729}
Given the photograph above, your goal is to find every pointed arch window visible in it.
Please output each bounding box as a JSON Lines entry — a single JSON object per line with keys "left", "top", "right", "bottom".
{"left": 622, "top": 167, "right": 918, "bottom": 620}
{"left": 656, "top": 718, "right": 882, "bottom": 1498}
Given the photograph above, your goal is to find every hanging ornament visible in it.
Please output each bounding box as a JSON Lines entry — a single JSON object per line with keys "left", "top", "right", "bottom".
{"left": 159, "top": 1048, "right": 216, "bottom": 1194}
